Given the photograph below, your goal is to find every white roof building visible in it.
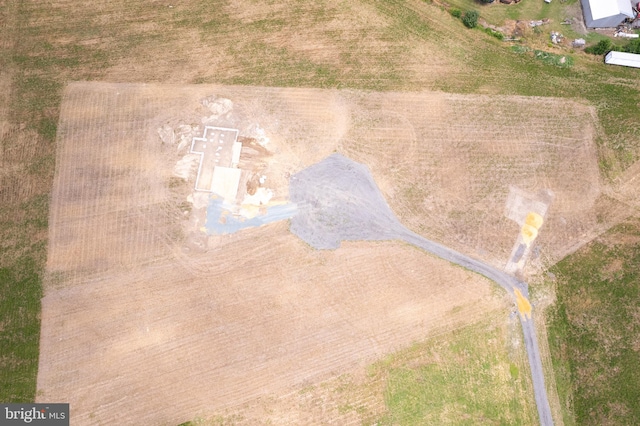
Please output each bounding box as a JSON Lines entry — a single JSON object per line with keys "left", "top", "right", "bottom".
{"left": 191, "top": 126, "right": 243, "bottom": 202}
{"left": 581, "top": 0, "right": 635, "bottom": 28}
{"left": 605, "top": 51, "right": 640, "bottom": 68}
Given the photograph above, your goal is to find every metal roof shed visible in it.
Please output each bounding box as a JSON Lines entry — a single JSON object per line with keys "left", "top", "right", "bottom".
{"left": 605, "top": 51, "right": 640, "bottom": 68}
{"left": 581, "top": 0, "right": 635, "bottom": 28}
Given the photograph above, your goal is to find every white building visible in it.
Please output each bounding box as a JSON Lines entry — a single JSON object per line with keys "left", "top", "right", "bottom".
{"left": 191, "top": 126, "right": 243, "bottom": 202}
{"left": 581, "top": 0, "right": 635, "bottom": 28}
{"left": 605, "top": 50, "right": 640, "bottom": 68}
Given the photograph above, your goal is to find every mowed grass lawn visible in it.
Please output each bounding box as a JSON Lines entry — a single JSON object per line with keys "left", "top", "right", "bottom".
{"left": 1, "top": 0, "right": 639, "bottom": 422}
{"left": 548, "top": 218, "right": 640, "bottom": 425}
{"left": 371, "top": 315, "right": 537, "bottom": 425}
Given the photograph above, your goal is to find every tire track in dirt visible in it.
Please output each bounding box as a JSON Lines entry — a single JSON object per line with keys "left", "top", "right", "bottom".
{"left": 40, "top": 84, "right": 601, "bottom": 424}
{"left": 47, "top": 86, "right": 179, "bottom": 286}
{"left": 39, "top": 228, "right": 505, "bottom": 424}
{"left": 290, "top": 153, "right": 553, "bottom": 425}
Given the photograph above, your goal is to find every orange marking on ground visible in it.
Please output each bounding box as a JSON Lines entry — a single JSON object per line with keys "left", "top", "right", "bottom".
{"left": 521, "top": 224, "right": 538, "bottom": 245}
{"left": 525, "top": 211, "right": 543, "bottom": 228}
{"left": 521, "top": 211, "right": 543, "bottom": 245}
{"left": 514, "top": 288, "right": 532, "bottom": 320}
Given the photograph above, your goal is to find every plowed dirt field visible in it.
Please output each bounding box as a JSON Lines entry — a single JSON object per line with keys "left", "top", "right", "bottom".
{"left": 38, "top": 83, "right": 601, "bottom": 424}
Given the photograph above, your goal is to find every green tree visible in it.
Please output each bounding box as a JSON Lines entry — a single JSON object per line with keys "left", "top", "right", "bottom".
{"left": 624, "top": 39, "right": 640, "bottom": 54}
{"left": 462, "top": 10, "right": 479, "bottom": 29}
{"left": 585, "top": 39, "right": 612, "bottom": 55}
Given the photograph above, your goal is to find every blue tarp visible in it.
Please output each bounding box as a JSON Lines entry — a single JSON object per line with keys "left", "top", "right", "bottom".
{"left": 205, "top": 196, "right": 297, "bottom": 235}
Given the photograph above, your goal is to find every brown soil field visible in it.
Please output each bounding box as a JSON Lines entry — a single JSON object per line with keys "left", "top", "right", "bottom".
{"left": 40, "top": 234, "right": 510, "bottom": 424}
{"left": 38, "top": 82, "right": 602, "bottom": 424}
{"left": 336, "top": 91, "right": 603, "bottom": 271}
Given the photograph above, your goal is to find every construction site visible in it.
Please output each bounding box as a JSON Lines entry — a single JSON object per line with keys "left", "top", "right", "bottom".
{"left": 32, "top": 82, "right": 611, "bottom": 424}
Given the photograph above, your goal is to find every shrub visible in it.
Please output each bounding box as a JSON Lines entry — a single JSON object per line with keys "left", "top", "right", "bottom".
{"left": 585, "top": 39, "right": 611, "bottom": 55}
{"left": 450, "top": 8, "right": 462, "bottom": 18}
{"left": 623, "top": 38, "right": 640, "bottom": 54}
{"left": 462, "top": 10, "right": 479, "bottom": 28}
{"left": 485, "top": 27, "right": 504, "bottom": 40}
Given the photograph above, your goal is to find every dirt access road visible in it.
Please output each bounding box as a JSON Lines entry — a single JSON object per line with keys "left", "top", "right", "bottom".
{"left": 290, "top": 153, "right": 553, "bottom": 425}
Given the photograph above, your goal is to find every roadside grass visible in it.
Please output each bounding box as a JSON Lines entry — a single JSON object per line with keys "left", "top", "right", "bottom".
{"left": 182, "top": 311, "right": 538, "bottom": 425}
{"left": 547, "top": 218, "right": 640, "bottom": 425}
{"left": 368, "top": 314, "right": 537, "bottom": 425}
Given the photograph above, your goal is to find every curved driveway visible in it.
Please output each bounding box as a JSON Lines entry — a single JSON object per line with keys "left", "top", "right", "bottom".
{"left": 289, "top": 153, "right": 554, "bottom": 426}
{"left": 398, "top": 228, "right": 553, "bottom": 426}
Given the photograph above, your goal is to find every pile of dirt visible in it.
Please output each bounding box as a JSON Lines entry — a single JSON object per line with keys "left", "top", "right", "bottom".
{"left": 201, "top": 96, "right": 233, "bottom": 124}
{"left": 502, "top": 20, "right": 530, "bottom": 38}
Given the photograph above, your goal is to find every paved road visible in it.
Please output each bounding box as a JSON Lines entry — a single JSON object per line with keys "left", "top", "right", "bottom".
{"left": 398, "top": 228, "right": 553, "bottom": 426}
{"left": 289, "top": 154, "right": 554, "bottom": 425}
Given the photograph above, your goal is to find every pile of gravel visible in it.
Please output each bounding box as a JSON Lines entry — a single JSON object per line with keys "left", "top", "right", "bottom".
{"left": 289, "top": 153, "right": 403, "bottom": 249}
{"left": 288, "top": 153, "right": 527, "bottom": 295}
{"left": 288, "top": 153, "right": 550, "bottom": 424}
